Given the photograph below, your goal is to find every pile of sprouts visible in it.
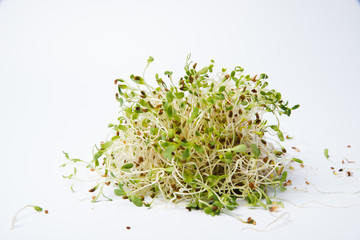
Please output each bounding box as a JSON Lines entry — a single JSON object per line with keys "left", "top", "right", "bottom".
{"left": 63, "top": 55, "right": 302, "bottom": 217}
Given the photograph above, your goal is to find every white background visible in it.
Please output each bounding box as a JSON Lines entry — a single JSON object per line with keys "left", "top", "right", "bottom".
{"left": 1, "top": 0, "right": 360, "bottom": 239}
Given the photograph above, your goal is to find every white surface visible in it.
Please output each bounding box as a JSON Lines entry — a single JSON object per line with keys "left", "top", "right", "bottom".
{"left": 1, "top": 0, "right": 360, "bottom": 239}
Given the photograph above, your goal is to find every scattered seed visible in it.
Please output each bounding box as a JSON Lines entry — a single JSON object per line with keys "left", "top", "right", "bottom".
{"left": 269, "top": 206, "right": 278, "bottom": 212}
{"left": 246, "top": 217, "right": 256, "bottom": 225}
{"left": 291, "top": 146, "right": 300, "bottom": 152}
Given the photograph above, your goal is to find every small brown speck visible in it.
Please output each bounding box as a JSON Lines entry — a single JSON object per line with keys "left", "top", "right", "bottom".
{"left": 347, "top": 171, "right": 353, "bottom": 177}
{"left": 347, "top": 145, "right": 351, "bottom": 148}
{"left": 291, "top": 146, "right": 300, "bottom": 152}
{"left": 305, "top": 181, "right": 310, "bottom": 185}
{"left": 126, "top": 226, "right": 131, "bottom": 230}
{"left": 44, "top": 210, "right": 49, "bottom": 214}
{"left": 246, "top": 217, "right": 256, "bottom": 225}
{"left": 269, "top": 206, "right": 278, "bottom": 212}
{"left": 92, "top": 196, "right": 96, "bottom": 200}
{"left": 339, "top": 168, "right": 343, "bottom": 172}
{"left": 249, "top": 182, "right": 256, "bottom": 189}
{"left": 300, "top": 164, "right": 304, "bottom": 168}
{"left": 330, "top": 167, "right": 334, "bottom": 170}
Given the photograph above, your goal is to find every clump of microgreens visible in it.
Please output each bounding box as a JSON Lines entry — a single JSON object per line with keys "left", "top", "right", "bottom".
{"left": 62, "top": 55, "right": 302, "bottom": 218}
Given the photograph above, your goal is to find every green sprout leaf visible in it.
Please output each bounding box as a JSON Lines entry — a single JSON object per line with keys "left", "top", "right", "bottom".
{"left": 147, "top": 56, "right": 154, "bottom": 63}
{"left": 193, "top": 144, "right": 204, "bottom": 153}
{"left": 277, "top": 130, "right": 285, "bottom": 142}
{"left": 191, "top": 106, "right": 200, "bottom": 119}
{"left": 166, "top": 91, "right": 174, "bottom": 103}
{"left": 114, "top": 189, "right": 125, "bottom": 196}
{"left": 219, "top": 86, "right": 226, "bottom": 92}
{"left": 182, "top": 148, "right": 190, "bottom": 159}
{"left": 183, "top": 169, "right": 194, "bottom": 183}
{"left": 291, "top": 104, "right": 300, "bottom": 110}
{"left": 93, "top": 152, "right": 102, "bottom": 167}
{"left": 114, "top": 183, "right": 126, "bottom": 196}
{"left": 101, "top": 141, "right": 112, "bottom": 150}
{"left": 324, "top": 148, "right": 329, "bottom": 159}
{"left": 163, "top": 145, "right": 177, "bottom": 160}
{"left": 291, "top": 158, "right": 303, "bottom": 164}
{"left": 280, "top": 171, "right": 287, "bottom": 184}
{"left": 130, "top": 195, "right": 143, "bottom": 207}
{"left": 198, "top": 66, "right": 208, "bottom": 74}
{"left": 33, "top": 206, "right": 43, "bottom": 212}
{"left": 175, "top": 92, "right": 184, "bottom": 99}
{"left": 224, "top": 151, "right": 233, "bottom": 163}
{"left": 63, "top": 151, "right": 70, "bottom": 160}
{"left": 250, "top": 144, "right": 261, "bottom": 158}
{"left": 121, "top": 163, "right": 134, "bottom": 172}
{"left": 231, "top": 144, "right": 247, "bottom": 153}
{"left": 165, "top": 166, "right": 174, "bottom": 173}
